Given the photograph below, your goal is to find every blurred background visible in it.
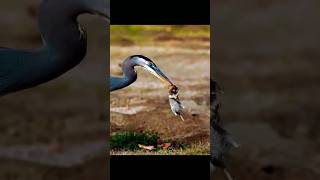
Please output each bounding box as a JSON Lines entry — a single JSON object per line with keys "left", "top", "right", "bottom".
{"left": 213, "top": 0, "right": 320, "bottom": 179}
{"left": 110, "top": 25, "right": 210, "bottom": 155}
{"left": 0, "top": 0, "right": 108, "bottom": 179}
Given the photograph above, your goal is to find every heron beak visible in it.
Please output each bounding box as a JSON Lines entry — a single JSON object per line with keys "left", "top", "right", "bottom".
{"left": 143, "top": 63, "right": 174, "bottom": 87}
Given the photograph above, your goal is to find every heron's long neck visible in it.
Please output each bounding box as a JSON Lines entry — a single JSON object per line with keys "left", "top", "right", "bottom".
{"left": 0, "top": 2, "right": 87, "bottom": 96}
{"left": 38, "top": 1, "right": 86, "bottom": 66}
{"left": 28, "top": 2, "right": 87, "bottom": 86}
{"left": 110, "top": 59, "right": 137, "bottom": 91}
{"left": 121, "top": 59, "right": 138, "bottom": 87}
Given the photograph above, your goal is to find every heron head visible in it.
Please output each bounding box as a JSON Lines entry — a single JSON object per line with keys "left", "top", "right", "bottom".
{"left": 131, "top": 55, "right": 174, "bottom": 87}
{"left": 80, "top": 0, "right": 110, "bottom": 20}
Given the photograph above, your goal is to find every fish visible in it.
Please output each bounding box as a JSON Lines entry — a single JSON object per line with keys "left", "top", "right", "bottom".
{"left": 168, "top": 85, "right": 185, "bottom": 121}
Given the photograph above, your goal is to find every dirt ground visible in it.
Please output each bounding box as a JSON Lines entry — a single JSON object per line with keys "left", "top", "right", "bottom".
{"left": 0, "top": 0, "right": 108, "bottom": 179}
{"left": 110, "top": 26, "right": 210, "bottom": 155}
{"left": 214, "top": 0, "right": 320, "bottom": 179}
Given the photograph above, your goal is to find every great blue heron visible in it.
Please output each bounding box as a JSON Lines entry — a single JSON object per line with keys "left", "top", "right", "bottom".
{"left": 110, "top": 55, "right": 174, "bottom": 91}
{"left": 0, "top": 0, "right": 110, "bottom": 96}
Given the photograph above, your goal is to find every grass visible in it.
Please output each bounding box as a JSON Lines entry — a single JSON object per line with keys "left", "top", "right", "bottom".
{"left": 110, "top": 25, "right": 210, "bottom": 45}
{"left": 110, "top": 141, "right": 210, "bottom": 155}
{"left": 110, "top": 131, "right": 159, "bottom": 151}
{"left": 110, "top": 131, "right": 210, "bottom": 155}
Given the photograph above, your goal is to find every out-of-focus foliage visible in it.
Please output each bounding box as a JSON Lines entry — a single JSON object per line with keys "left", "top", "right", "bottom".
{"left": 110, "top": 25, "right": 210, "bottom": 45}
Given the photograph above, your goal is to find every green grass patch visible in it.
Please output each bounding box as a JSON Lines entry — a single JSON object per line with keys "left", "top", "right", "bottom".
{"left": 110, "top": 131, "right": 210, "bottom": 155}
{"left": 110, "top": 141, "right": 210, "bottom": 155}
{"left": 111, "top": 131, "right": 159, "bottom": 151}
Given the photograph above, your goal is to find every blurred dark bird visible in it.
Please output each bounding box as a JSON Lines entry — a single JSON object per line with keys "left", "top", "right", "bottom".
{"left": 0, "top": 0, "right": 110, "bottom": 96}
{"left": 110, "top": 55, "right": 174, "bottom": 91}
{"left": 211, "top": 79, "right": 238, "bottom": 180}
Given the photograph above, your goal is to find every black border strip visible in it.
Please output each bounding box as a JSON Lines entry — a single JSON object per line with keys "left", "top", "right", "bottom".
{"left": 110, "top": 155, "right": 210, "bottom": 179}
{"left": 111, "top": 0, "right": 210, "bottom": 25}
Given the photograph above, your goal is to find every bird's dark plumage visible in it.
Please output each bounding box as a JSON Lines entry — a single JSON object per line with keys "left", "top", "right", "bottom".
{"left": 211, "top": 79, "right": 238, "bottom": 180}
